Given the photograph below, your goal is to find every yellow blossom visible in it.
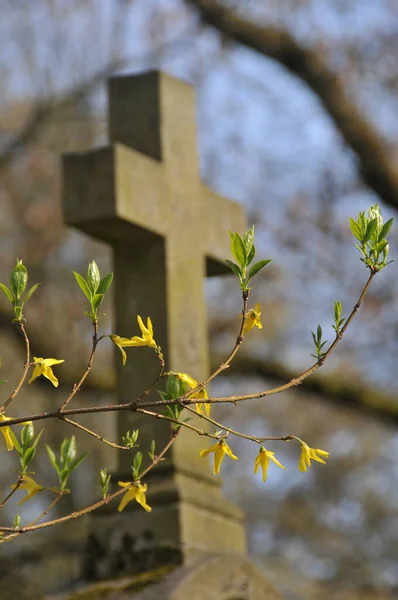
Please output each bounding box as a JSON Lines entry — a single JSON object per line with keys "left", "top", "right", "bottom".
{"left": 11, "top": 475, "right": 44, "bottom": 505}
{"left": 111, "top": 316, "right": 157, "bottom": 365}
{"left": 254, "top": 446, "right": 286, "bottom": 482}
{"left": 243, "top": 303, "right": 262, "bottom": 334}
{"left": 298, "top": 441, "right": 329, "bottom": 473}
{"left": 174, "top": 372, "right": 210, "bottom": 416}
{"left": 200, "top": 439, "right": 238, "bottom": 475}
{"left": 0, "top": 414, "right": 30, "bottom": 451}
{"left": 117, "top": 481, "right": 151, "bottom": 512}
{"left": 29, "top": 357, "right": 64, "bottom": 387}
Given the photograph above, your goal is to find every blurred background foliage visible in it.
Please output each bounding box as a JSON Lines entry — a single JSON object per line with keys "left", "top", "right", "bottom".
{"left": 0, "top": 1, "right": 398, "bottom": 599}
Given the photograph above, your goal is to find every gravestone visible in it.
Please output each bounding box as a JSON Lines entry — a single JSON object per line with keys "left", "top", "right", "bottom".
{"left": 60, "top": 70, "right": 282, "bottom": 599}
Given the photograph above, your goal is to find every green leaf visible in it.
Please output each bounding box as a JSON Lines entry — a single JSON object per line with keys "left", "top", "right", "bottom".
{"left": 65, "top": 436, "right": 76, "bottom": 464}
{"left": 166, "top": 374, "right": 184, "bottom": 400}
{"left": 358, "top": 211, "right": 367, "bottom": 237}
{"left": 349, "top": 218, "right": 362, "bottom": 242}
{"left": 229, "top": 232, "right": 247, "bottom": 268}
{"left": 316, "top": 325, "right": 323, "bottom": 343}
{"left": 31, "top": 429, "right": 44, "bottom": 450}
{"left": 73, "top": 272, "right": 92, "bottom": 302}
{"left": 22, "top": 283, "right": 40, "bottom": 306}
{"left": 354, "top": 244, "right": 367, "bottom": 259}
{"left": 363, "top": 218, "right": 377, "bottom": 244}
{"left": 376, "top": 240, "right": 388, "bottom": 254}
{"left": 379, "top": 218, "right": 394, "bottom": 242}
{"left": 10, "top": 260, "right": 28, "bottom": 300}
{"left": 334, "top": 300, "right": 342, "bottom": 323}
{"left": 132, "top": 451, "right": 143, "bottom": 476}
{"left": 148, "top": 439, "right": 156, "bottom": 460}
{"left": 22, "top": 447, "right": 36, "bottom": 470}
{"left": 92, "top": 294, "right": 104, "bottom": 310}
{"left": 70, "top": 453, "right": 87, "bottom": 473}
{"left": 46, "top": 445, "right": 60, "bottom": 474}
{"left": 247, "top": 244, "right": 256, "bottom": 265}
{"left": 8, "top": 430, "right": 21, "bottom": 455}
{"left": 0, "top": 283, "right": 14, "bottom": 303}
{"left": 225, "top": 260, "right": 241, "bottom": 279}
{"left": 97, "top": 273, "right": 113, "bottom": 295}
{"left": 21, "top": 422, "right": 34, "bottom": 446}
{"left": 14, "top": 514, "right": 20, "bottom": 528}
{"left": 243, "top": 226, "right": 255, "bottom": 252}
{"left": 248, "top": 259, "right": 272, "bottom": 279}
{"left": 87, "top": 261, "right": 101, "bottom": 294}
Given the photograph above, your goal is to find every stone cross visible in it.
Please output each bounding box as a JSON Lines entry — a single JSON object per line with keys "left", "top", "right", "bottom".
{"left": 62, "top": 71, "right": 247, "bottom": 563}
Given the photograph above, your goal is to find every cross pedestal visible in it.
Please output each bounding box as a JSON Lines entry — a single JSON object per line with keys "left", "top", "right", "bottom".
{"left": 62, "top": 71, "right": 247, "bottom": 571}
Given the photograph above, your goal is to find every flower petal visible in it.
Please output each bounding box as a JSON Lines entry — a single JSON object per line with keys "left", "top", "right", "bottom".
{"left": 1, "top": 427, "right": 14, "bottom": 451}
{"left": 147, "top": 317, "right": 153, "bottom": 337}
{"left": 213, "top": 443, "right": 225, "bottom": 475}
{"left": 268, "top": 451, "right": 286, "bottom": 470}
{"left": 222, "top": 443, "right": 238, "bottom": 461}
{"left": 28, "top": 365, "right": 42, "bottom": 385}
{"left": 137, "top": 315, "right": 148, "bottom": 337}
{"left": 42, "top": 359, "right": 65, "bottom": 366}
{"left": 41, "top": 365, "right": 59, "bottom": 387}
{"left": 135, "top": 486, "right": 152, "bottom": 512}
{"left": 118, "top": 488, "right": 137, "bottom": 512}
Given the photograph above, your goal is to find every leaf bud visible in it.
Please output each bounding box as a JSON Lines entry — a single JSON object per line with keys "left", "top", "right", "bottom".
{"left": 87, "top": 261, "right": 100, "bottom": 294}
{"left": 10, "top": 260, "right": 28, "bottom": 300}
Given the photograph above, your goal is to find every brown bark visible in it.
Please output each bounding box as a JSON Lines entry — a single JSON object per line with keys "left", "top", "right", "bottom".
{"left": 186, "top": 0, "right": 398, "bottom": 210}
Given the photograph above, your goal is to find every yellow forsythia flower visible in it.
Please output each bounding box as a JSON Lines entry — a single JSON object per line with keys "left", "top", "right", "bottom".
{"left": 174, "top": 372, "right": 210, "bottom": 416}
{"left": 11, "top": 475, "right": 44, "bottom": 505}
{"left": 243, "top": 303, "right": 262, "bottom": 334}
{"left": 29, "top": 357, "right": 64, "bottom": 387}
{"left": 117, "top": 481, "right": 151, "bottom": 513}
{"left": 254, "top": 446, "right": 286, "bottom": 482}
{"left": 0, "top": 414, "right": 31, "bottom": 451}
{"left": 111, "top": 316, "right": 157, "bottom": 365}
{"left": 298, "top": 441, "right": 329, "bottom": 473}
{"left": 200, "top": 439, "right": 238, "bottom": 475}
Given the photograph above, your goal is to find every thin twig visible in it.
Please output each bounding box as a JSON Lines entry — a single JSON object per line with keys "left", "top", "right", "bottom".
{"left": 26, "top": 492, "right": 62, "bottom": 527}
{"left": 60, "top": 416, "right": 130, "bottom": 450}
{"left": 181, "top": 291, "right": 249, "bottom": 404}
{"left": 0, "top": 273, "right": 375, "bottom": 422}
{"left": 0, "top": 432, "right": 179, "bottom": 535}
{"left": 59, "top": 321, "right": 99, "bottom": 411}
{"left": 129, "top": 354, "right": 165, "bottom": 407}
{"left": 0, "top": 476, "right": 23, "bottom": 509}
{"left": 1, "top": 323, "right": 30, "bottom": 412}
{"left": 184, "top": 404, "right": 293, "bottom": 444}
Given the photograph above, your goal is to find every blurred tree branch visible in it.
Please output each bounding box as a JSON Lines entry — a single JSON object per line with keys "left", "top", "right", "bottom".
{"left": 217, "top": 354, "right": 398, "bottom": 426}
{"left": 0, "top": 60, "right": 125, "bottom": 172}
{"left": 186, "top": 0, "right": 398, "bottom": 210}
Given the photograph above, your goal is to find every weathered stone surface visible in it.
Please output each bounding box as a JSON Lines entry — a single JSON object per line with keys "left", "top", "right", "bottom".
{"left": 45, "top": 556, "right": 282, "bottom": 600}
{"left": 62, "top": 71, "right": 247, "bottom": 561}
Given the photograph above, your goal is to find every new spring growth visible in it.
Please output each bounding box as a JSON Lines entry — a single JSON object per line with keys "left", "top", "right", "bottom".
{"left": 99, "top": 468, "right": 111, "bottom": 499}
{"left": 332, "top": 300, "right": 346, "bottom": 334}
{"left": 9, "top": 421, "right": 43, "bottom": 474}
{"left": 310, "top": 325, "right": 328, "bottom": 361}
{"left": 350, "top": 204, "right": 394, "bottom": 272}
{"left": 74, "top": 260, "right": 113, "bottom": 322}
{"left": 46, "top": 436, "right": 86, "bottom": 493}
{"left": 0, "top": 259, "right": 40, "bottom": 321}
{"left": 159, "top": 374, "right": 187, "bottom": 430}
{"left": 225, "top": 226, "right": 272, "bottom": 292}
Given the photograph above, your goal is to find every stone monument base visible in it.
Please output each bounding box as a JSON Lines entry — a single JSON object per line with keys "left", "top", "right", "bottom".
{"left": 45, "top": 555, "right": 282, "bottom": 600}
